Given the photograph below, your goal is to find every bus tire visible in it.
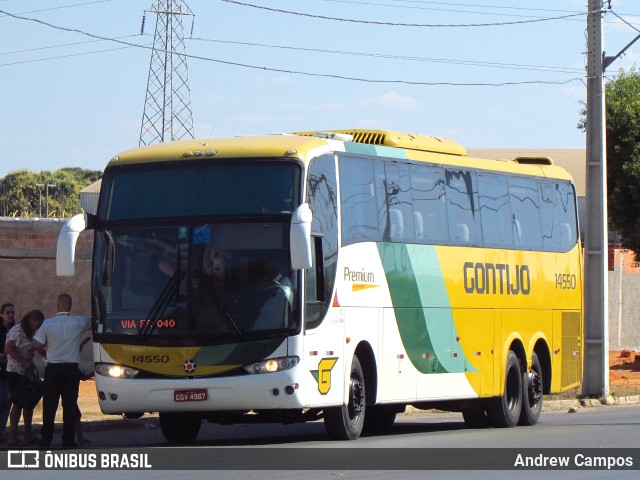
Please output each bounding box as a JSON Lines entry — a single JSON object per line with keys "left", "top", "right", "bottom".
{"left": 159, "top": 413, "right": 201, "bottom": 444}
{"left": 324, "top": 355, "right": 366, "bottom": 440}
{"left": 488, "top": 350, "right": 522, "bottom": 428}
{"left": 363, "top": 405, "right": 398, "bottom": 433}
{"left": 461, "top": 403, "right": 491, "bottom": 428}
{"left": 519, "top": 352, "right": 543, "bottom": 426}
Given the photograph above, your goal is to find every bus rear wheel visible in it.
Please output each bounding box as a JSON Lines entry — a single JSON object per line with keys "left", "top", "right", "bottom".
{"left": 159, "top": 413, "right": 202, "bottom": 444}
{"left": 488, "top": 350, "right": 522, "bottom": 428}
{"left": 461, "top": 403, "right": 491, "bottom": 428}
{"left": 519, "top": 352, "right": 543, "bottom": 426}
{"left": 324, "top": 356, "right": 366, "bottom": 440}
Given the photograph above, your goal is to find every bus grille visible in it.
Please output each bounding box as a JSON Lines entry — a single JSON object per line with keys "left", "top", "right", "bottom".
{"left": 561, "top": 311, "right": 582, "bottom": 388}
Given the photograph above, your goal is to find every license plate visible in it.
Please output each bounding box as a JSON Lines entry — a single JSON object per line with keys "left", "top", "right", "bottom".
{"left": 174, "top": 389, "right": 208, "bottom": 402}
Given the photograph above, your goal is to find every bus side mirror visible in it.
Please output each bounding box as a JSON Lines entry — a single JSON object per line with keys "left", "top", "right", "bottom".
{"left": 56, "top": 213, "right": 87, "bottom": 276}
{"left": 290, "top": 203, "right": 313, "bottom": 270}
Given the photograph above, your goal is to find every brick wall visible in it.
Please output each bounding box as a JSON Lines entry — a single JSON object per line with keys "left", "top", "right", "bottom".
{"left": 0, "top": 218, "right": 93, "bottom": 318}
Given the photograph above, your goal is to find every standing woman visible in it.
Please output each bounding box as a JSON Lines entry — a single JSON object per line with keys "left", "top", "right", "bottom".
{"left": 5, "top": 310, "right": 44, "bottom": 445}
{"left": 0, "top": 303, "right": 16, "bottom": 443}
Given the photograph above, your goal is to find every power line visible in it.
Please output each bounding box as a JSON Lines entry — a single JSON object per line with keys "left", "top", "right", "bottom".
{"left": 333, "top": 0, "right": 582, "bottom": 15}
{"left": 0, "top": 45, "right": 145, "bottom": 67}
{"left": 189, "top": 37, "right": 584, "bottom": 74}
{"left": 220, "top": 0, "right": 586, "bottom": 28}
{"left": 0, "top": 34, "right": 142, "bottom": 56}
{"left": 0, "top": 0, "right": 114, "bottom": 17}
{"left": 0, "top": 33, "right": 582, "bottom": 75}
{"left": 319, "top": 0, "right": 584, "bottom": 20}
{"left": 0, "top": 8, "right": 584, "bottom": 87}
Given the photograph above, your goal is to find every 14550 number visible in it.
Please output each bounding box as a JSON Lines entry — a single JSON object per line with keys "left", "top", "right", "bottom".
{"left": 555, "top": 273, "right": 577, "bottom": 290}
{"left": 132, "top": 355, "right": 170, "bottom": 363}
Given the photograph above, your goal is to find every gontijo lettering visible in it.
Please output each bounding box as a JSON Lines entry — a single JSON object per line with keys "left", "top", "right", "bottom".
{"left": 463, "top": 262, "right": 531, "bottom": 295}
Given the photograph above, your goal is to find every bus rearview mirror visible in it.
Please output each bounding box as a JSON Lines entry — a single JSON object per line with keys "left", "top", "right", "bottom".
{"left": 56, "top": 213, "right": 87, "bottom": 276}
{"left": 290, "top": 203, "right": 313, "bottom": 270}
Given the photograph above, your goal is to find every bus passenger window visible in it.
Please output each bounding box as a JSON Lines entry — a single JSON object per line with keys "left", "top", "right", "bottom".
{"left": 445, "top": 169, "right": 481, "bottom": 245}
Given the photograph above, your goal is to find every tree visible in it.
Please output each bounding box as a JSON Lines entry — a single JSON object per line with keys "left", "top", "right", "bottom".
{"left": 0, "top": 168, "right": 101, "bottom": 217}
{"left": 580, "top": 69, "right": 640, "bottom": 259}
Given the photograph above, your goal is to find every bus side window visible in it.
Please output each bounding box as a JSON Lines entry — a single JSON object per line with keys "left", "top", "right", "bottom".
{"left": 509, "top": 177, "right": 543, "bottom": 251}
{"left": 410, "top": 165, "right": 448, "bottom": 244}
{"left": 339, "top": 156, "right": 381, "bottom": 245}
{"left": 541, "top": 181, "right": 577, "bottom": 252}
{"left": 305, "top": 236, "right": 326, "bottom": 325}
{"left": 306, "top": 154, "right": 339, "bottom": 330}
{"left": 445, "top": 169, "right": 481, "bottom": 245}
{"left": 478, "top": 173, "right": 513, "bottom": 249}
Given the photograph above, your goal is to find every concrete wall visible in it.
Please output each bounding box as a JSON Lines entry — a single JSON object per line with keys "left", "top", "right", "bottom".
{"left": 608, "top": 269, "right": 640, "bottom": 351}
{"left": 0, "top": 218, "right": 93, "bottom": 318}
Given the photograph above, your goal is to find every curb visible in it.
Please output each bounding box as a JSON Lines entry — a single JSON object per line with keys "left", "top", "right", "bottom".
{"left": 542, "top": 394, "right": 640, "bottom": 412}
{"left": 402, "top": 395, "right": 640, "bottom": 415}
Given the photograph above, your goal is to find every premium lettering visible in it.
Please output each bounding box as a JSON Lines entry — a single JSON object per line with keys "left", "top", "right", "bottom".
{"left": 343, "top": 267, "right": 375, "bottom": 283}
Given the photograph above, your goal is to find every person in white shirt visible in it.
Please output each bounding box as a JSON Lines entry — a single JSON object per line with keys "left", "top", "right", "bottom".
{"left": 33, "top": 294, "right": 90, "bottom": 449}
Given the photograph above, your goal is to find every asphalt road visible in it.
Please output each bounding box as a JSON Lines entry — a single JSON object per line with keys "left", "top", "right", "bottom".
{"left": 3, "top": 404, "right": 639, "bottom": 479}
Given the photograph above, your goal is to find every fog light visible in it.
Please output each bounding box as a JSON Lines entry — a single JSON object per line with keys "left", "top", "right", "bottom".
{"left": 110, "top": 393, "right": 118, "bottom": 401}
{"left": 285, "top": 385, "right": 295, "bottom": 395}
{"left": 272, "top": 388, "right": 280, "bottom": 396}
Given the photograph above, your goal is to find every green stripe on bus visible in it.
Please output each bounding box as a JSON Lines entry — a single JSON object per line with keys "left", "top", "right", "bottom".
{"left": 378, "top": 243, "right": 474, "bottom": 374}
{"left": 344, "top": 143, "right": 408, "bottom": 159}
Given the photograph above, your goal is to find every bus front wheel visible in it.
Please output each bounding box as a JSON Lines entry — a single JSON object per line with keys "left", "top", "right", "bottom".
{"left": 324, "top": 356, "right": 366, "bottom": 440}
{"left": 488, "top": 350, "right": 522, "bottom": 428}
{"left": 159, "top": 412, "right": 202, "bottom": 444}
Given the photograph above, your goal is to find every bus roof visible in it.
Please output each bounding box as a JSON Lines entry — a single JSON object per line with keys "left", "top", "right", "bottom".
{"left": 107, "top": 130, "right": 574, "bottom": 183}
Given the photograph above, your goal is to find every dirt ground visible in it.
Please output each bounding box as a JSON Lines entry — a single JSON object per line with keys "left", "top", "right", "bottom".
{"left": 608, "top": 349, "right": 640, "bottom": 395}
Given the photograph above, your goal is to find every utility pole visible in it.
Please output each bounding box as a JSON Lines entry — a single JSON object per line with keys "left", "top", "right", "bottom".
{"left": 583, "top": 0, "right": 609, "bottom": 397}
{"left": 139, "top": 0, "right": 195, "bottom": 146}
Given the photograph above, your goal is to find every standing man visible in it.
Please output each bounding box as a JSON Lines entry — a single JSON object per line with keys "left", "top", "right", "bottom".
{"left": 0, "top": 303, "right": 16, "bottom": 443}
{"left": 33, "top": 294, "right": 90, "bottom": 449}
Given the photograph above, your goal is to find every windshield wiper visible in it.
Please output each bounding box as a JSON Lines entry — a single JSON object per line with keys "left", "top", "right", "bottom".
{"left": 200, "top": 277, "right": 242, "bottom": 336}
{"left": 137, "top": 271, "right": 185, "bottom": 340}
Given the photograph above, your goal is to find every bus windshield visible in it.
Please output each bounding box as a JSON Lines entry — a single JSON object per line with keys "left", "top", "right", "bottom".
{"left": 93, "top": 222, "right": 297, "bottom": 341}
{"left": 92, "top": 160, "right": 301, "bottom": 343}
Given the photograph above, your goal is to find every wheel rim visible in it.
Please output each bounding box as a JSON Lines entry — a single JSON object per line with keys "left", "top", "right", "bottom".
{"left": 348, "top": 376, "right": 365, "bottom": 422}
{"left": 527, "top": 370, "right": 542, "bottom": 409}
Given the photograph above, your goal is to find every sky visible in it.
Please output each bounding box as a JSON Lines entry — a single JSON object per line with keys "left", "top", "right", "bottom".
{"left": 1, "top": 0, "right": 640, "bottom": 177}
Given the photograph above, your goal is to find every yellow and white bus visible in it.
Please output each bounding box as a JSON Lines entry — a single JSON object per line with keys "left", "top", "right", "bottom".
{"left": 58, "top": 129, "right": 582, "bottom": 442}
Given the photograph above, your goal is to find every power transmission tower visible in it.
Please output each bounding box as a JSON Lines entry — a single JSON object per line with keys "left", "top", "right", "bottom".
{"left": 139, "top": 0, "right": 195, "bottom": 146}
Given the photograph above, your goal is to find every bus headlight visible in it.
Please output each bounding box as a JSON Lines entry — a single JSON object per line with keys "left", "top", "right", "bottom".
{"left": 243, "top": 356, "right": 299, "bottom": 375}
{"left": 95, "top": 363, "right": 139, "bottom": 379}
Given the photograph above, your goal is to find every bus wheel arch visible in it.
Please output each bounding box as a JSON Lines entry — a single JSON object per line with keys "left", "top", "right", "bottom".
{"left": 354, "top": 341, "right": 377, "bottom": 406}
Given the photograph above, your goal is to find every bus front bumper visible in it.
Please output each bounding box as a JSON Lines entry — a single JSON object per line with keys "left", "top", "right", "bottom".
{"left": 95, "top": 370, "right": 308, "bottom": 414}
